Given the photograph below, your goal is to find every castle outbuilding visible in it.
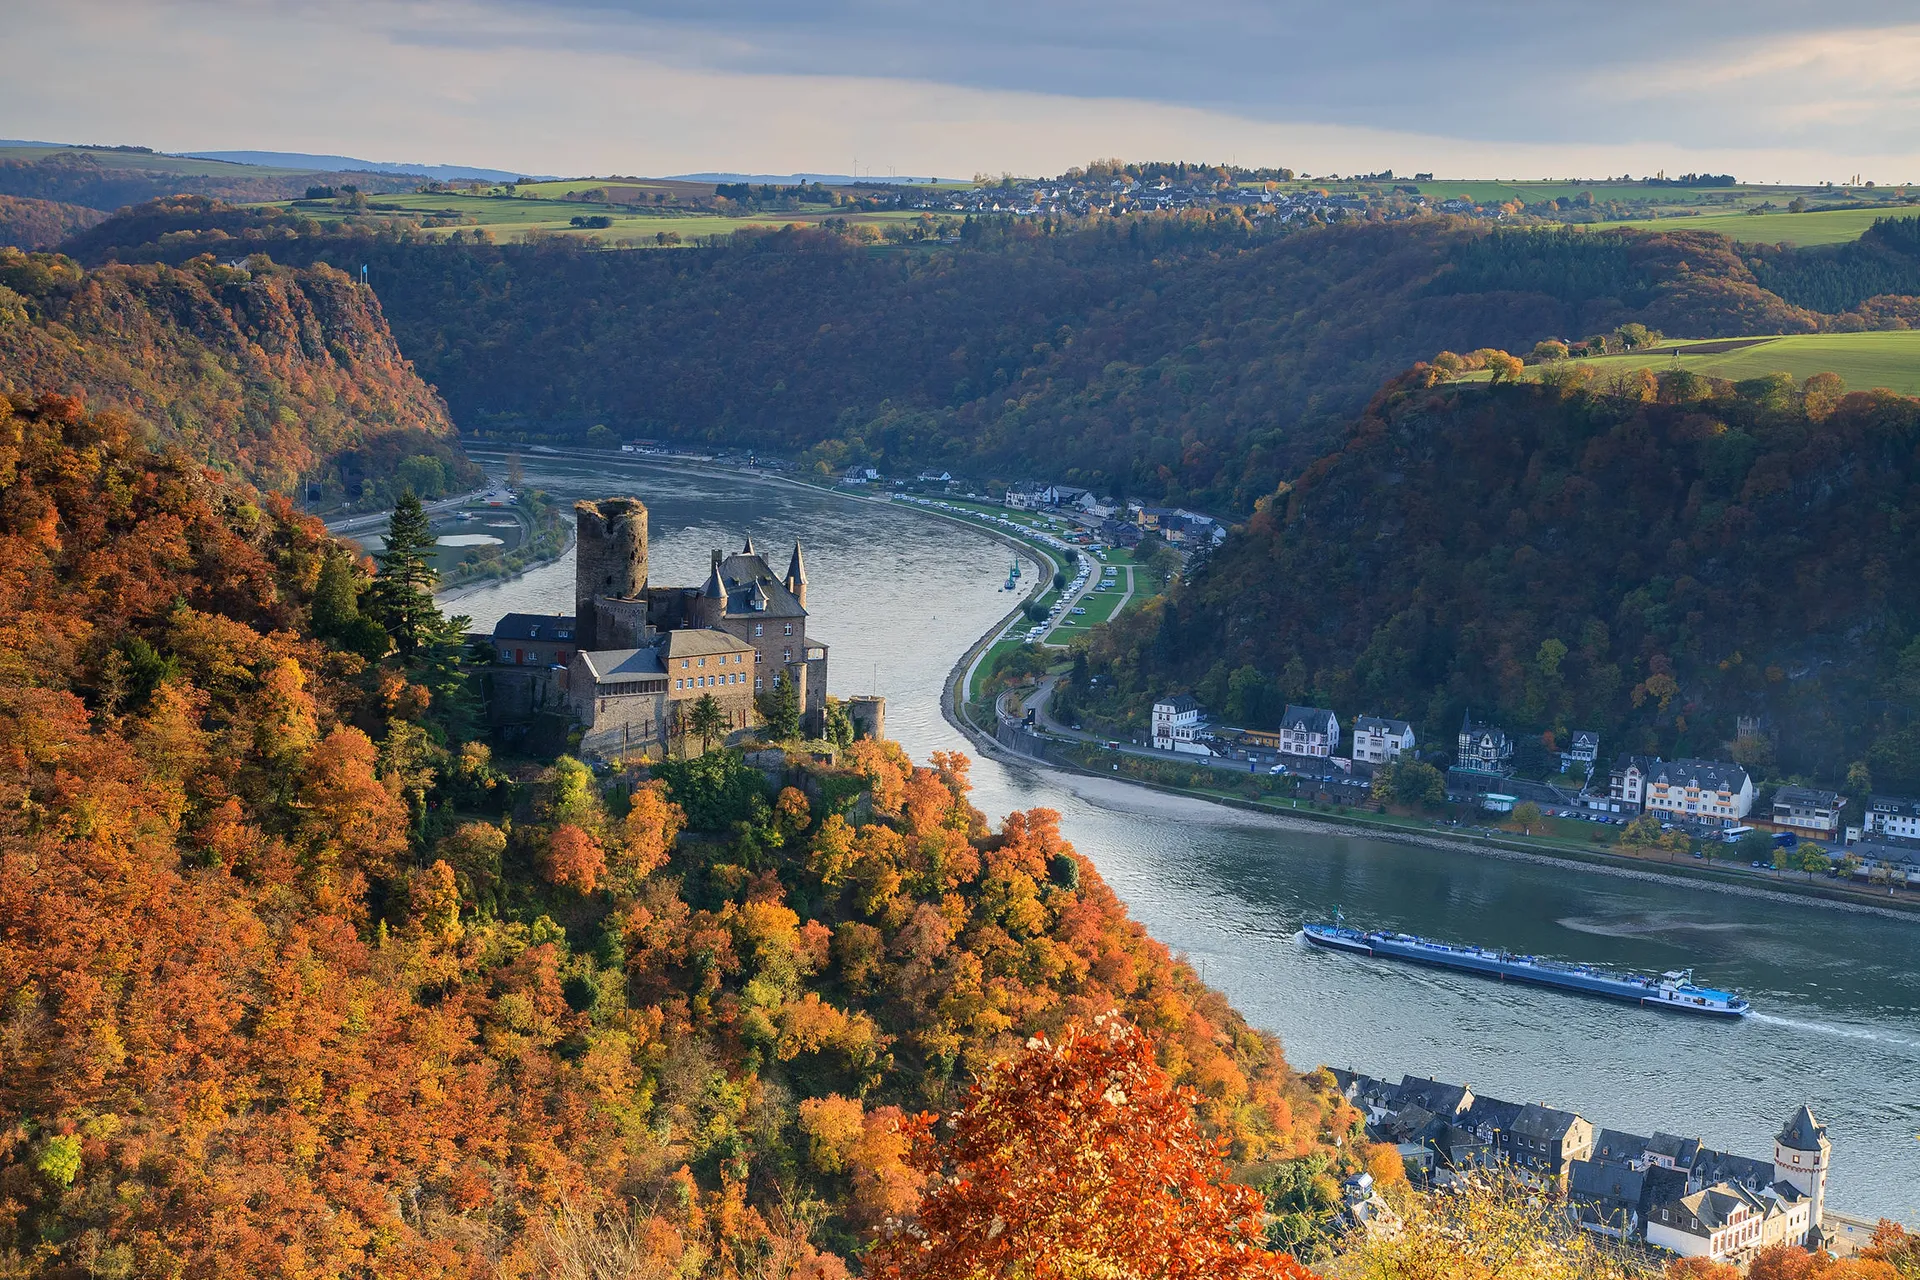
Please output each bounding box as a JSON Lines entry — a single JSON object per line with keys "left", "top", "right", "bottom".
{"left": 487, "top": 496, "right": 832, "bottom": 759}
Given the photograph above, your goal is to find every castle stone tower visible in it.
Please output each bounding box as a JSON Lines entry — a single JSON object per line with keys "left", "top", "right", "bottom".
{"left": 1773, "top": 1104, "right": 1829, "bottom": 1230}
{"left": 786, "top": 541, "right": 808, "bottom": 610}
{"left": 575, "top": 497, "right": 648, "bottom": 649}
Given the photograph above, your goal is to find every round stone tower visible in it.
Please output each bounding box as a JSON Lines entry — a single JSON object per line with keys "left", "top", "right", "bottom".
{"left": 574, "top": 497, "right": 648, "bottom": 649}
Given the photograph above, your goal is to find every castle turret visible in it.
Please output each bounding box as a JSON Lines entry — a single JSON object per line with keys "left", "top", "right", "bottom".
{"left": 742, "top": 533, "right": 756, "bottom": 555}
{"left": 1773, "top": 1104, "right": 1829, "bottom": 1236}
{"left": 575, "top": 497, "right": 648, "bottom": 649}
{"left": 786, "top": 540, "right": 808, "bottom": 610}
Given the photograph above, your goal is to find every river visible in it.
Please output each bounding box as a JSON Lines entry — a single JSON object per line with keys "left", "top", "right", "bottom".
{"left": 451, "top": 448, "right": 1920, "bottom": 1221}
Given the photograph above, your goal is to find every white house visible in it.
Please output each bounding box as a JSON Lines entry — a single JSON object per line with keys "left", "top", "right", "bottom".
{"left": 1863, "top": 795, "right": 1920, "bottom": 841}
{"left": 1610, "top": 755, "right": 1661, "bottom": 811}
{"left": 1279, "top": 705, "right": 1340, "bottom": 760}
{"left": 1568, "top": 730, "right": 1601, "bottom": 765}
{"left": 1351, "top": 716, "right": 1416, "bottom": 765}
{"left": 1152, "top": 694, "right": 1205, "bottom": 752}
{"left": 1643, "top": 759, "right": 1754, "bottom": 827}
{"left": 1645, "top": 1182, "right": 1811, "bottom": 1263}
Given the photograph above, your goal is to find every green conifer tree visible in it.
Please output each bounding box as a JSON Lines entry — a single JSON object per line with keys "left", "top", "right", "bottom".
{"left": 367, "top": 491, "right": 442, "bottom": 656}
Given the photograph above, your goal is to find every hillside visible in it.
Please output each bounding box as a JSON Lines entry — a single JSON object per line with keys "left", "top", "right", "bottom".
{"left": 73, "top": 200, "right": 1868, "bottom": 510}
{"left": 1082, "top": 365, "right": 1920, "bottom": 794}
{"left": 0, "top": 240, "right": 476, "bottom": 503}
{"left": 0, "top": 392, "right": 1351, "bottom": 1276}
{"left": 0, "top": 195, "right": 104, "bottom": 250}
{"left": 0, "top": 144, "right": 424, "bottom": 210}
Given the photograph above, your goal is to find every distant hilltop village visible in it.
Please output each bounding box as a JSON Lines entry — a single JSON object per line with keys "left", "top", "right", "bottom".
{"left": 480, "top": 496, "right": 880, "bottom": 758}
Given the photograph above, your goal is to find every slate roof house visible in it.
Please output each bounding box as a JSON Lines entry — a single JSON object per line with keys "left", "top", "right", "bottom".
{"left": 1457, "top": 711, "right": 1514, "bottom": 774}
{"left": 1279, "top": 705, "right": 1340, "bottom": 759}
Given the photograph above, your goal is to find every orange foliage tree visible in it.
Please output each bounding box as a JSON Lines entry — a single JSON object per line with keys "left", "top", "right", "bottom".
{"left": 864, "top": 1014, "right": 1317, "bottom": 1280}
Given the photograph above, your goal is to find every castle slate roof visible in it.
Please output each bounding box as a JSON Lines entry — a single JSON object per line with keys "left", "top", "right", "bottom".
{"left": 493, "top": 612, "right": 578, "bottom": 642}
{"left": 1777, "top": 1104, "right": 1827, "bottom": 1153}
{"left": 577, "top": 648, "right": 665, "bottom": 684}
{"left": 1156, "top": 694, "right": 1201, "bottom": 714}
{"left": 716, "top": 550, "right": 806, "bottom": 618}
{"left": 1356, "top": 715, "right": 1414, "bottom": 737}
{"left": 662, "top": 629, "right": 755, "bottom": 660}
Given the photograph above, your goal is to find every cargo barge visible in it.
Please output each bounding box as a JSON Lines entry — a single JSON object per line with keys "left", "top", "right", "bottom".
{"left": 1302, "top": 920, "right": 1751, "bottom": 1018}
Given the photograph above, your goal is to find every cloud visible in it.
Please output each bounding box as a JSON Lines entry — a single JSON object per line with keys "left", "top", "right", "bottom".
{"left": 6, "top": 0, "right": 1920, "bottom": 182}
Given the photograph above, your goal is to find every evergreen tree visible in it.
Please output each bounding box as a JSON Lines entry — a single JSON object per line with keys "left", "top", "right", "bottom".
{"left": 311, "top": 548, "right": 391, "bottom": 660}
{"left": 687, "top": 693, "right": 730, "bottom": 752}
{"left": 756, "top": 672, "right": 802, "bottom": 740}
{"left": 367, "top": 491, "right": 442, "bottom": 655}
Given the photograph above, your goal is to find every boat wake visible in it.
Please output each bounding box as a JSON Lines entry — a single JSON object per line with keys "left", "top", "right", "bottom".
{"left": 1745, "top": 1011, "right": 1920, "bottom": 1050}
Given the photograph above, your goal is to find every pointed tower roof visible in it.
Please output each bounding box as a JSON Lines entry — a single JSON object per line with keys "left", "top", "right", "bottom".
{"left": 1777, "top": 1105, "right": 1827, "bottom": 1152}
{"left": 703, "top": 564, "right": 725, "bottom": 599}
{"left": 787, "top": 540, "right": 808, "bottom": 584}
{"left": 742, "top": 533, "right": 756, "bottom": 555}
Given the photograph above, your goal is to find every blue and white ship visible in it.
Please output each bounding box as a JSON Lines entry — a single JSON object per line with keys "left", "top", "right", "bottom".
{"left": 1302, "top": 919, "right": 1751, "bottom": 1018}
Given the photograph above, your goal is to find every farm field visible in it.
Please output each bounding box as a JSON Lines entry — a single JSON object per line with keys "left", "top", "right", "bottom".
{"left": 1581, "top": 204, "right": 1913, "bottom": 247}
{"left": 1523, "top": 331, "right": 1920, "bottom": 395}
{"left": 263, "top": 189, "right": 934, "bottom": 243}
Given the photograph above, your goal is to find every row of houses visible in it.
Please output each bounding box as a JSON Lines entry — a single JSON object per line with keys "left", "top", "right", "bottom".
{"left": 1003, "top": 482, "right": 1227, "bottom": 546}
{"left": 1330, "top": 1070, "right": 1833, "bottom": 1265}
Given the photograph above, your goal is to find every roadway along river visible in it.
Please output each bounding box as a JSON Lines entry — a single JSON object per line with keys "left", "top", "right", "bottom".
{"left": 450, "top": 449, "right": 1920, "bottom": 1220}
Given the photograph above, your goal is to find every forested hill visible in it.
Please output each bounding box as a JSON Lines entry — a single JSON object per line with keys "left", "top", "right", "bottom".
{"left": 0, "top": 195, "right": 105, "bottom": 250}
{"left": 1085, "top": 365, "right": 1920, "bottom": 793}
{"left": 0, "top": 244, "right": 476, "bottom": 503}
{"left": 70, "top": 200, "right": 1884, "bottom": 513}
{"left": 0, "top": 393, "right": 1356, "bottom": 1275}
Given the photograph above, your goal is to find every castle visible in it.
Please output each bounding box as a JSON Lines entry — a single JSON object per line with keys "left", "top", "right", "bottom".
{"left": 487, "top": 496, "right": 846, "bottom": 759}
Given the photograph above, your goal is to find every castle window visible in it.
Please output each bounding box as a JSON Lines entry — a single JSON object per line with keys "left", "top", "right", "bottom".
{"left": 754, "top": 623, "right": 764, "bottom": 637}
{"left": 755, "top": 677, "right": 763, "bottom": 690}
{"left": 783, "top": 648, "right": 791, "bottom": 662}
{"left": 784, "top": 623, "right": 794, "bottom": 636}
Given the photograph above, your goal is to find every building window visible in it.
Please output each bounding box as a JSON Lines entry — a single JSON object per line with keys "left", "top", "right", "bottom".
{"left": 755, "top": 677, "right": 763, "bottom": 691}
{"left": 784, "top": 623, "right": 793, "bottom": 636}
{"left": 698, "top": 657, "right": 705, "bottom": 667}
{"left": 783, "top": 648, "right": 791, "bottom": 662}
{"left": 754, "top": 623, "right": 764, "bottom": 637}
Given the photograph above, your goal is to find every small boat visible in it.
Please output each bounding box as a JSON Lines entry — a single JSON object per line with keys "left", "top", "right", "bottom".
{"left": 1302, "top": 917, "right": 1751, "bottom": 1018}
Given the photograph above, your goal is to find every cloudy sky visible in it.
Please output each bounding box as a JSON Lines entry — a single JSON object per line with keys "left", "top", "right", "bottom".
{"left": 11, "top": 0, "right": 1920, "bottom": 182}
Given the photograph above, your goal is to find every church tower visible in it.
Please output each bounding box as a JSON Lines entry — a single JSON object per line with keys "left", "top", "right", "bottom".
{"left": 786, "top": 541, "right": 808, "bottom": 610}
{"left": 1773, "top": 1104, "right": 1829, "bottom": 1232}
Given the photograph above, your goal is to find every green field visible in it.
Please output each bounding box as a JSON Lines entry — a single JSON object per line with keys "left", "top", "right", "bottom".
{"left": 0, "top": 145, "right": 318, "bottom": 177}
{"left": 262, "top": 188, "right": 936, "bottom": 244}
{"left": 1524, "top": 331, "right": 1920, "bottom": 395}
{"left": 1581, "top": 205, "right": 1912, "bottom": 247}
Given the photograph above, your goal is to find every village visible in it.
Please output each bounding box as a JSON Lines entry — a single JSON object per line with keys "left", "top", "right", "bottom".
{"left": 1148, "top": 691, "right": 1920, "bottom": 892}
{"left": 1321, "top": 1072, "right": 1877, "bottom": 1266}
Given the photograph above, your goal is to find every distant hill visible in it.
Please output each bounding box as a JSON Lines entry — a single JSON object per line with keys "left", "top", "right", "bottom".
{"left": 0, "top": 145, "right": 424, "bottom": 211}
{"left": 0, "top": 194, "right": 105, "bottom": 249}
{"left": 185, "top": 149, "right": 544, "bottom": 183}
{"left": 1082, "top": 366, "right": 1920, "bottom": 794}
{"left": 0, "top": 232, "right": 476, "bottom": 504}
{"left": 57, "top": 200, "right": 1920, "bottom": 515}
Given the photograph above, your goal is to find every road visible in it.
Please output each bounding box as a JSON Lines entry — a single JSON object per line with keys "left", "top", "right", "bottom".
{"left": 322, "top": 484, "right": 505, "bottom": 537}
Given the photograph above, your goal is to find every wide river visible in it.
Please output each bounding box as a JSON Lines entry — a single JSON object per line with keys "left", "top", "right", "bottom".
{"left": 451, "top": 450, "right": 1920, "bottom": 1220}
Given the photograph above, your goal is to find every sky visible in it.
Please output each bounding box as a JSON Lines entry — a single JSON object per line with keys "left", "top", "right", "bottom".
{"left": 10, "top": 0, "right": 1920, "bottom": 183}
